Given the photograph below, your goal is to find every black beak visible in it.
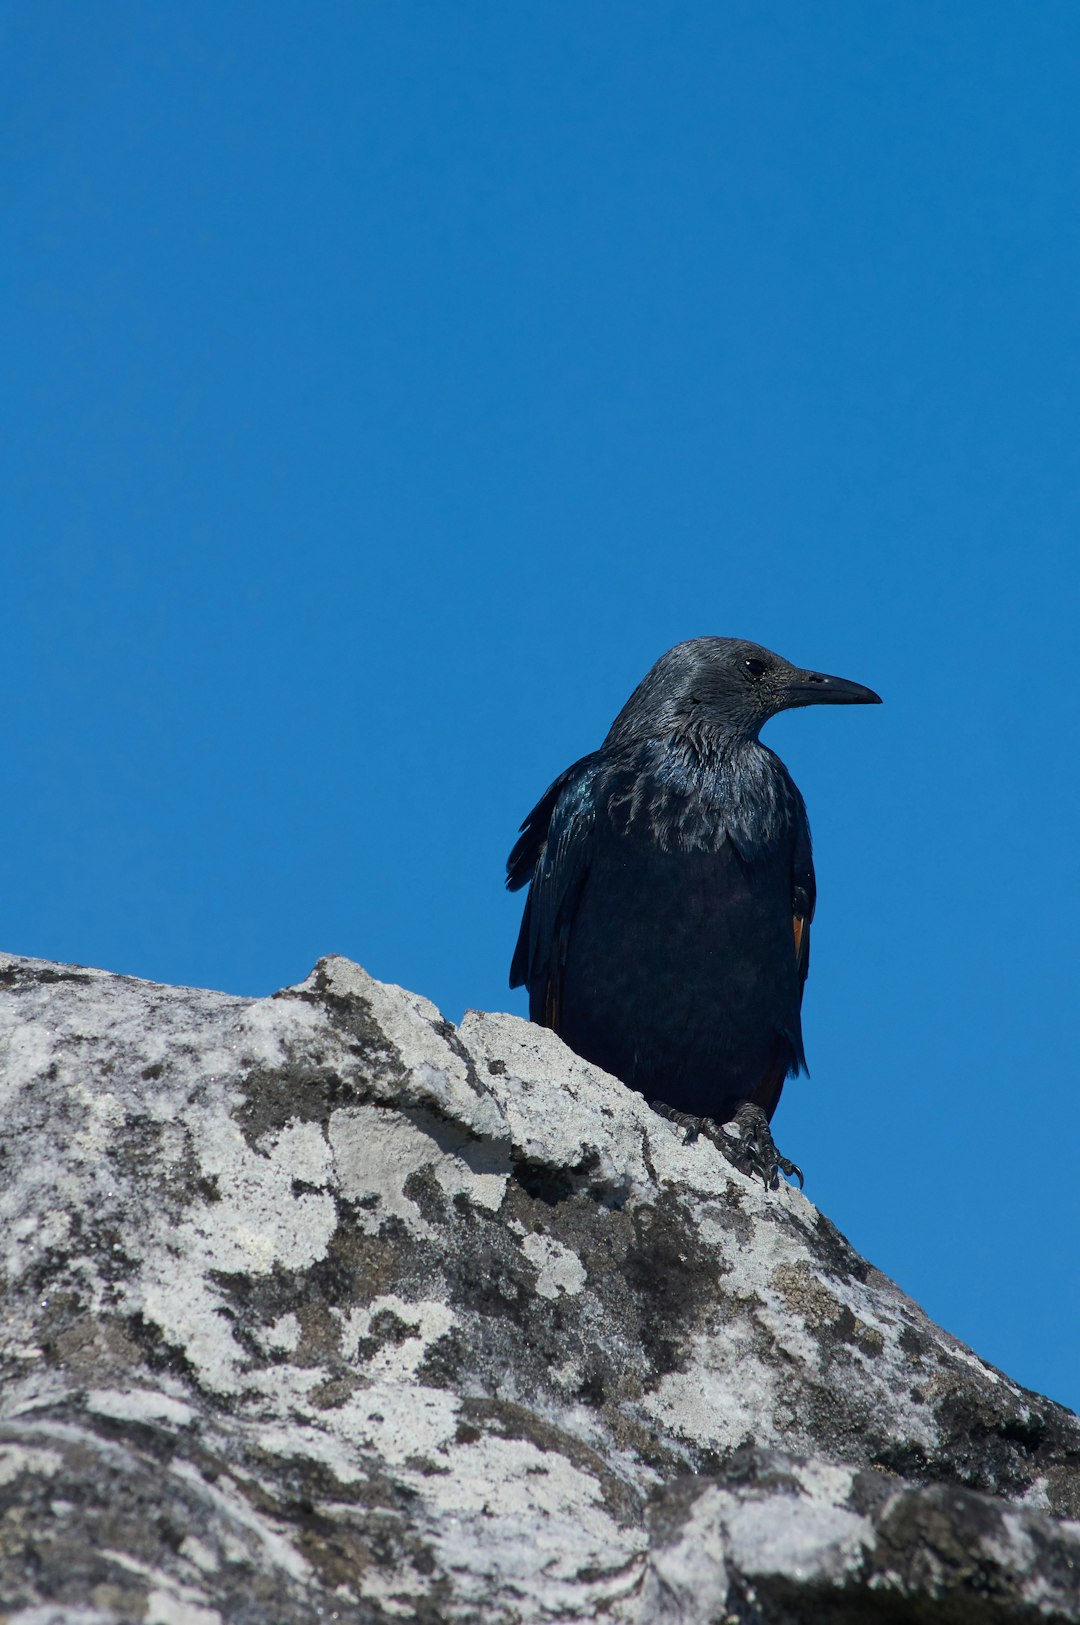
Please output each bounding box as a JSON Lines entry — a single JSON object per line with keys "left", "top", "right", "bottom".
{"left": 783, "top": 669, "right": 883, "bottom": 709}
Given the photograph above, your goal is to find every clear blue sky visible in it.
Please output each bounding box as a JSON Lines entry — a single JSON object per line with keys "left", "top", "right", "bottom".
{"left": 3, "top": 3, "right": 1078, "bottom": 1412}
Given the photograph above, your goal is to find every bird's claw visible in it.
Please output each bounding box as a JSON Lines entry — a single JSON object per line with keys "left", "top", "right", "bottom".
{"left": 727, "top": 1104, "right": 803, "bottom": 1190}
{"left": 653, "top": 1100, "right": 803, "bottom": 1191}
{"left": 776, "top": 1154, "right": 804, "bottom": 1188}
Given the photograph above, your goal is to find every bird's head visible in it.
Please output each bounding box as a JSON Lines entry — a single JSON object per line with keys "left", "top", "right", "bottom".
{"left": 604, "top": 637, "right": 882, "bottom": 746}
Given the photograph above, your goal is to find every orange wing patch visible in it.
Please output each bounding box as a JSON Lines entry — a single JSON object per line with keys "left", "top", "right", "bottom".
{"left": 793, "top": 915, "right": 807, "bottom": 964}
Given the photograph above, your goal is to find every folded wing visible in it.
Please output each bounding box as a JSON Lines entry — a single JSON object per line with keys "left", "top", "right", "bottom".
{"left": 506, "top": 755, "right": 601, "bottom": 1025}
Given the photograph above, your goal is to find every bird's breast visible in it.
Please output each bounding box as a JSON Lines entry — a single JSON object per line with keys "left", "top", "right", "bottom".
{"left": 602, "top": 739, "right": 795, "bottom": 860}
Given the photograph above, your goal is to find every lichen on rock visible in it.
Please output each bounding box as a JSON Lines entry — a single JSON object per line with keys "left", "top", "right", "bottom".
{"left": 1, "top": 950, "right": 1078, "bottom": 1621}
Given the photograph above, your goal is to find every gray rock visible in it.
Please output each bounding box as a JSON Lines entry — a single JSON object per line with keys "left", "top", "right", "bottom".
{"left": 0, "top": 950, "right": 1077, "bottom": 1623}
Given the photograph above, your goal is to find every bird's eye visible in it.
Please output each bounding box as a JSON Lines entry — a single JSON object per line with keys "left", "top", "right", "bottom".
{"left": 744, "top": 658, "right": 768, "bottom": 680}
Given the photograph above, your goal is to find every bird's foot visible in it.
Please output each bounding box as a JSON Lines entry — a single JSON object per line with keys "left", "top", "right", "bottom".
{"left": 652, "top": 1102, "right": 711, "bottom": 1144}
{"left": 723, "top": 1103, "right": 803, "bottom": 1190}
{"left": 653, "top": 1100, "right": 803, "bottom": 1191}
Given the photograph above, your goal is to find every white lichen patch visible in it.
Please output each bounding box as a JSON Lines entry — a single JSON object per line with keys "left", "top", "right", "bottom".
{"left": 723, "top": 1489, "right": 872, "bottom": 1583}
{"left": 130, "top": 1109, "right": 338, "bottom": 1392}
{"left": 642, "top": 1335, "right": 780, "bottom": 1456}
{"left": 793, "top": 1459, "right": 857, "bottom": 1506}
{"left": 254, "top": 1381, "right": 462, "bottom": 1477}
{"left": 86, "top": 1389, "right": 196, "bottom": 1428}
{"left": 178, "top": 1535, "right": 219, "bottom": 1574}
{"left": 177, "top": 1115, "right": 336, "bottom": 1275}
{"left": 146, "top": 1586, "right": 224, "bottom": 1625}
{"left": 257, "top": 1313, "right": 302, "bottom": 1354}
{"left": 0, "top": 1443, "right": 63, "bottom": 1486}
{"left": 242, "top": 1362, "right": 335, "bottom": 1409}
{"left": 329, "top": 1103, "right": 507, "bottom": 1234}
{"left": 345, "top": 1382, "right": 462, "bottom": 1467}
{"left": 252, "top": 1117, "right": 334, "bottom": 1187}
{"left": 138, "top": 1270, "right": 250, "bottom": 1396}
{"left": 340, "top": 1295, "right": 457, "bottom": 1380}
{"left": 418, "top": 1431, "right": 644, "bottom": 1621}
{"left": 232, "top": 992, "right": 320, "bottom": 1058}
{"left": 520, "top": 1232, "right": 587, "bottom": 1299}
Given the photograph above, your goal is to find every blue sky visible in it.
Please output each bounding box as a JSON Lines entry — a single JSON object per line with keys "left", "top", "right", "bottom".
{"left": 3, "top": 3, "right": 1078, "bottom": 1411}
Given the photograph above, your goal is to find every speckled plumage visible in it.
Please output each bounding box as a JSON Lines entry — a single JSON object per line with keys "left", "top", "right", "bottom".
{"left": 508, "top": 637, "right": 880, "bottom": 1132}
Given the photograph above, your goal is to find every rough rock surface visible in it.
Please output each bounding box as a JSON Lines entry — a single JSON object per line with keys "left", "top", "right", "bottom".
{"left": 1, "top": 949, "right": 1077, "bottom": 1623}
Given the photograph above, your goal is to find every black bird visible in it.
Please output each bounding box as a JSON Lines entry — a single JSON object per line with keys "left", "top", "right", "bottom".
{"left": 506, "top": 638, "right": 881, "bottom": 1186}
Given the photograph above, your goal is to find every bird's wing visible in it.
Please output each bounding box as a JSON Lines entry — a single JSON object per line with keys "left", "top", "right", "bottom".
{"left": 749, "top": 798, "right": 817, "bottom": 1121}
{"left": 506, "top": 755, "right": 600, "bottom": 1022}
{"left": 791, "top": 799, "right": 816, "bottom": 996}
